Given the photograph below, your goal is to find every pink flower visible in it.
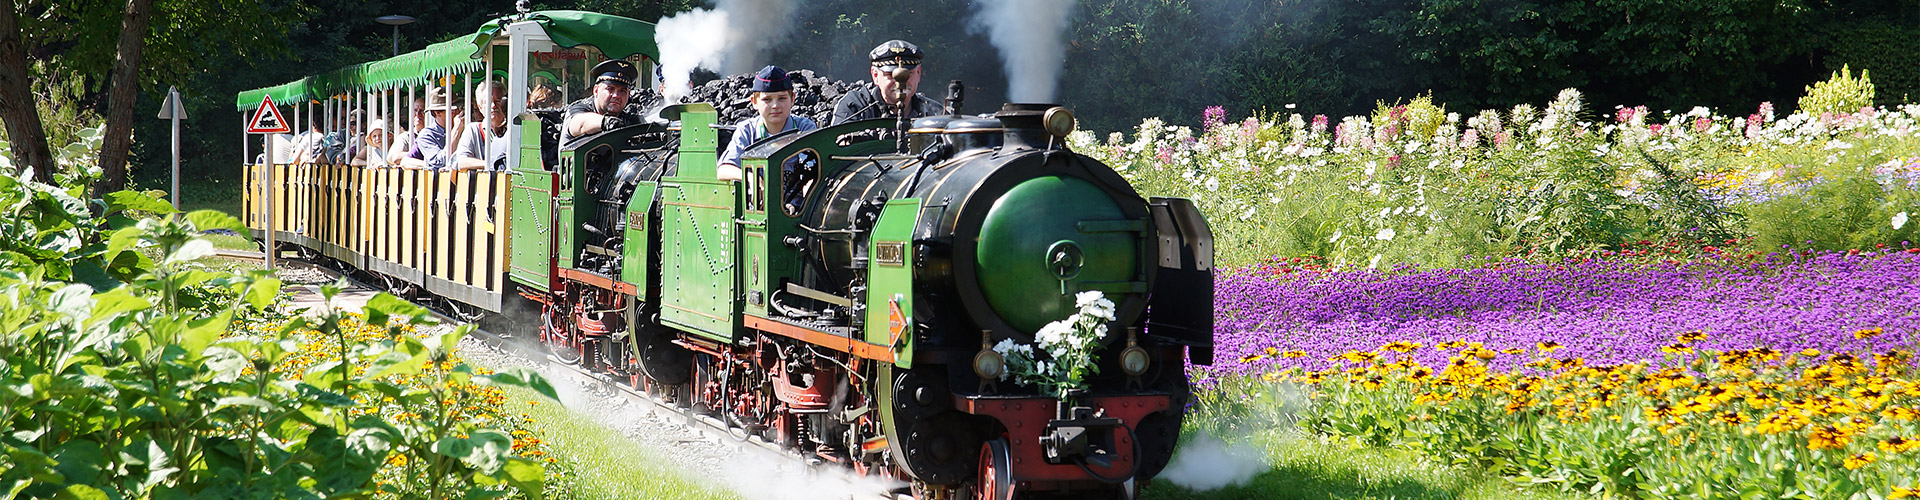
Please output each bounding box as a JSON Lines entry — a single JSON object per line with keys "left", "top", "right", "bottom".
{"left": 1493, "top": 130, "right": 1512, "bottom": 149}
{"left": 1693, "top": 117, "right": 1710, "bottom": 133}
{"left": 1461, "top": 128, "right": 1480, "bottom": 148}
{"left": 1311, "top": 115, "right": 1329, "bottom": 134}
{"left": 1203, "top": 106, "right": 1227, "bottom": 130}
{"left": 1649, "top": 124, "right": 1664, "bottom": 136}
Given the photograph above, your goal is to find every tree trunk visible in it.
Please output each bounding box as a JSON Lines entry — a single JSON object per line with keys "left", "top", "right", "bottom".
{"left": 92, "top": 0, "right": 152, "bottom": 198}
{"left": 0, "top": 0, "right": 53, "bottom": 183}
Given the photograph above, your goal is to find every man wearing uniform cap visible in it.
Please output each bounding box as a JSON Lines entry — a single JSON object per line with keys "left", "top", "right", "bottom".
{"left": 830, "top": 40, "right": 945, "bottom": 126}
{"left": 563, "top": 58, "right": 651, "bottom": 145}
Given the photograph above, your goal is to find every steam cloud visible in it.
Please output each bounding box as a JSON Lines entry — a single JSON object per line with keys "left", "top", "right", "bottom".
{"left": 655, "top": 8, "right": 730, "bottom": 100}
{"left": 654, "top": 0, "right": 804, "bottom": 100}
{"left": 1156, "top": 431, "right": 1270, "bottom": 491}
{"left": 969, "top": 0, "right": 1076, "bottom": 103}
{"left": 715, "top": 0, "right": 804, "bottom": 75}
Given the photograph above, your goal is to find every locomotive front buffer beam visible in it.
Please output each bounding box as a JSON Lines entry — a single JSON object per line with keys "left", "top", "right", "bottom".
{"left": 954, "top": 393, "right": 1170, "bottom": 487}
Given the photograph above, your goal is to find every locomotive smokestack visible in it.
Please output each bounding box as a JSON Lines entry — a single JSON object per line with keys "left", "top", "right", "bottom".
{"left": 969, "top": 0, "right": 1076, "bottom": 103}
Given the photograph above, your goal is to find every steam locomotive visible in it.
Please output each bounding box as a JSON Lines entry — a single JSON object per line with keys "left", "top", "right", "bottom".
{"left": 238, "top": 10, "right": 1214, "bottom": 499}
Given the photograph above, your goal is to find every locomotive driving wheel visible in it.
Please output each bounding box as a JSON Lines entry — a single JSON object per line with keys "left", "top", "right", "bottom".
{"left": 974, "top": 438, "right": 1013, "bottom": 500}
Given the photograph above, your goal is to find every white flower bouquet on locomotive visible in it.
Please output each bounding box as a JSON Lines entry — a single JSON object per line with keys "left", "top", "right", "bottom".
{"left": 991, "top": 291, "right": 1118, "bottom": 401}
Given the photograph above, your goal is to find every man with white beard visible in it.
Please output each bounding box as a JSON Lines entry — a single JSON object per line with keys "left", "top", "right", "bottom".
{"left": 830, "top": 40, "right": 944, "bottom": 126}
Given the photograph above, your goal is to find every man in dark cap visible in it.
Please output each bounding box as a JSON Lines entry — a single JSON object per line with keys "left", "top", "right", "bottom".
{"left": 562, "top": 58, "right": 650, "bottom": 144}
{"left": 830, "top": 40, "right": 945, "bottom": 126}
{"left": 718, "top": 65, "right": 819, "bottom": 181}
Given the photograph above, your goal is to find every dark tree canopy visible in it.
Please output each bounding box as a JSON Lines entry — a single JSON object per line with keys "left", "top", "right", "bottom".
{"left": 0, "top": 0, "right": 1896, "bottom": 199}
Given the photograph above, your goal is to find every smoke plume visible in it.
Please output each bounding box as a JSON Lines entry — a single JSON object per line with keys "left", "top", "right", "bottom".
{"left": 968, "top": 0, "right": 1076, "bottom": 103}
{"left": 714, "top": 0, "right": 804, "bottom": 75}
{"left": 655, "top": 8, "right": 731, "bottom": 100}
{"left": 1155, "top": 430, "right": 1271, "bottom": 490}
{"left": 654, "top": 0, "right": 805, "bottom": 100}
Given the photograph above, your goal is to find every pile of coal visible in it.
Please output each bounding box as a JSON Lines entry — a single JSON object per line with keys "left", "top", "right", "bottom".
{"left": 671, "top": 69, "right": 866, "bottom": 126}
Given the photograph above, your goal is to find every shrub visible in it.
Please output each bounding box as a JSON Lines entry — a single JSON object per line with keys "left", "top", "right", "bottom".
{"left": 0, "top": 138, "right": 560, "bottom": 498}
{"left": 1799, "top": 65, "right": 1876, "bottom": 116}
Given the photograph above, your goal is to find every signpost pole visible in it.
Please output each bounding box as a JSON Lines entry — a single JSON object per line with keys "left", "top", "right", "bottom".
{"left": 168, "top": 87, "right": 183, "bottom": 213}
{"left": 264, "top": 135, "right": 276, "bottom": 271}
{"left": 247, "top": 94, "right": 290, "bottom": 271}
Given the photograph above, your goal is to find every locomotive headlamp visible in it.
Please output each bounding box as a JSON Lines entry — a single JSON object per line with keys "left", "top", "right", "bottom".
{"left": 1120, "top": 328, "right": 1150, "bottom": 377}
{"left": 974, "top": 329, "right": 1006, "bottom": 381}
{"left": 1043, "top": 107, "right": 1076, "bottom": 138}
{"left": 974, "top": 349, "right": 1007, "bottom": 381}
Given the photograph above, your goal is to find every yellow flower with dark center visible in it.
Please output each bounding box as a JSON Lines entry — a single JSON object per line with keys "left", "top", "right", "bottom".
{"left": 1282, "top": 349, "right": 1307, "bottom": 358}
{"left": 1888, "top": 407, "right": 1920, "bottom": 420}
{"left": 1874, "top": 350, "right": 1910, "bottom": 373}
{"left": 1678, "top": 330, "right": 1707, "bottom": 343}
{"left": 1801, "top": 348, "right": 1822, "bottom": 358}
{"left": 1261, "top": 372, "right": 1281, "bottom": 383}
{"left": 1239, "top": 353, "right": 1265, "bottom": 364}
{"left": 1808, "top": 424, "right": 1857, "bottom": 450}
{"left": 1851, "top": 386, "right": 1891, "bottom": 409}
{"left": 1715, "top": 411, "right": 1748, "bottom": 425}
{"left": 1894, "top": 486, "right": 1920, "bottom": 499}
{"left": 1436, "top": 340, "right": 1467, "bottom": 351}
{"left": 1880, "top": 436, "right": 1919, "bottom": 454}
{"left": 1754, "top": 409, "right": 1809, "bottom": 434}
{"left": 1644, "top": 403, "right": 1680, "bottom": 421}
{"left": 1265, "top": 347, "right": 1280, "bottom": 357}
{"left": 1379, "top": 341, "right": 1422, "bottom": 353}
{"left": 1537, "top": 341, "right": 1564, "bottom": 352}
{"left": 1854, "top": 327, "right": 1885, "bottom": 339}
{"left": 1752, "top": 347, "right": 1782, "bottom": 362}
{"left": 1844, "top": 452, "right": 1876, "bottom": 470}
{"left": 1471, "top": 348, "right": 1498, "bottom": 360}
{"left": 1661, "top": 343, "right": 1694, "bottom": 355}
{"left": 1408, "top": 367, "right": 1433, "bottom": 380}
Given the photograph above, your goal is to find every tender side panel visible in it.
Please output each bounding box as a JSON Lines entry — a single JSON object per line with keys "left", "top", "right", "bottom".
{"left": 658, "top": 178, "right": 738, "bottom": 341}
{"left": 510, "top": 115, "right": 556, "bottom": 291}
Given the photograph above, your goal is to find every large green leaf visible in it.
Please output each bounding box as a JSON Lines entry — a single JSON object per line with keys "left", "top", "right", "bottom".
{"left": 184, "top": 210, "right": 247, "bottom": 234}
{"left": 103, "top": 190, "right": 177, "bottom": 215}
{"left": 474, "top": 367, "right": 559, "bottom": 403}
{"left": 499, "top": 458, "right": 547, "bottom": 500}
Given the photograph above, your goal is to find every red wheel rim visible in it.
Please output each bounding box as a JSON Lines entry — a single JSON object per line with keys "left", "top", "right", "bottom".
{"left": 977, "top": 438, "right": 1012, "bottom": 500}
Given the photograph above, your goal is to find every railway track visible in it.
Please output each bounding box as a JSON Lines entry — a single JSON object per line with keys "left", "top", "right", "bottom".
{"left": 213, "top": 249, "right": 908, "bottom": 500}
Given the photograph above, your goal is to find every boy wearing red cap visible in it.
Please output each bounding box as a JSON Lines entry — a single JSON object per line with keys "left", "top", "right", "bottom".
{"left": 718, "top": 65, "right": 818, "bottom": 181}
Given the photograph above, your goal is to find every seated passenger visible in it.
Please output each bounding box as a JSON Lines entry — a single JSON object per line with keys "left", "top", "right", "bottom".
{"left": 388, "top": 96, "right": 424, "bottom": 166}
{"left": 453, "top": 81, "right": 511, "bottom": 171}
{"left": 561, "top": 59, "right": 647, "bottom": 146}
{"left": 291, "top": 115, "right": 325, "bottom": 166}
{"left": 411, "top": 87, "right": 463, "bottom": 170}
{"left": 350, "top": 118, "right": 391, "bottom": 167}
{"left": 717, "top": 65, "right": 818, "bottom": 181}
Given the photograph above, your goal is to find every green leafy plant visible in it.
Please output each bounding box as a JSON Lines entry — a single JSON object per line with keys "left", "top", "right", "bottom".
{"left": 0, "top": 133, "right": 563, "bottom": 498}
{"left": 1799, "top": 65, "right": 1876, "bottom": 116}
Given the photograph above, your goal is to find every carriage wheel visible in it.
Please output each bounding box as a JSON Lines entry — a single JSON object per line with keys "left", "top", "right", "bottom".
{"left": 976, "top": 438, "right": 1013, "bottom": 500}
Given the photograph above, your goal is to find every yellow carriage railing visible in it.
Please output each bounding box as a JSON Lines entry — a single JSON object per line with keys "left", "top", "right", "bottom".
{"left": 242, "top": 163, "right": 515, "bottom": 310}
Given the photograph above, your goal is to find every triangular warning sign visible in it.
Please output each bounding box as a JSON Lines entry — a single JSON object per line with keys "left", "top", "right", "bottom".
{"left": 246, "top": 95, "right": 291, "bottom": 134}
{"left": 886, "top": 298, "right": 908, "bottom": 347}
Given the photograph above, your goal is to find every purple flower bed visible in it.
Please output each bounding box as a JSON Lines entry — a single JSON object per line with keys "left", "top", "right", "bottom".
{"left": 1208, "top": 250, "right": 1920, "bottom": 377}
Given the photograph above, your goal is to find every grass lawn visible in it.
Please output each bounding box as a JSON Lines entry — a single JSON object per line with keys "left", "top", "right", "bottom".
{"left": 1142, "top": 430, "right": 1588, "bottom": 500}
{"left": 494, "top": 384, "right": 739, "bottom": 500}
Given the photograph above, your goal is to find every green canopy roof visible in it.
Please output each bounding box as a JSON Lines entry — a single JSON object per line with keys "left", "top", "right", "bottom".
{"left": 237, "top": 10, "right": 657, "bottom": 111}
